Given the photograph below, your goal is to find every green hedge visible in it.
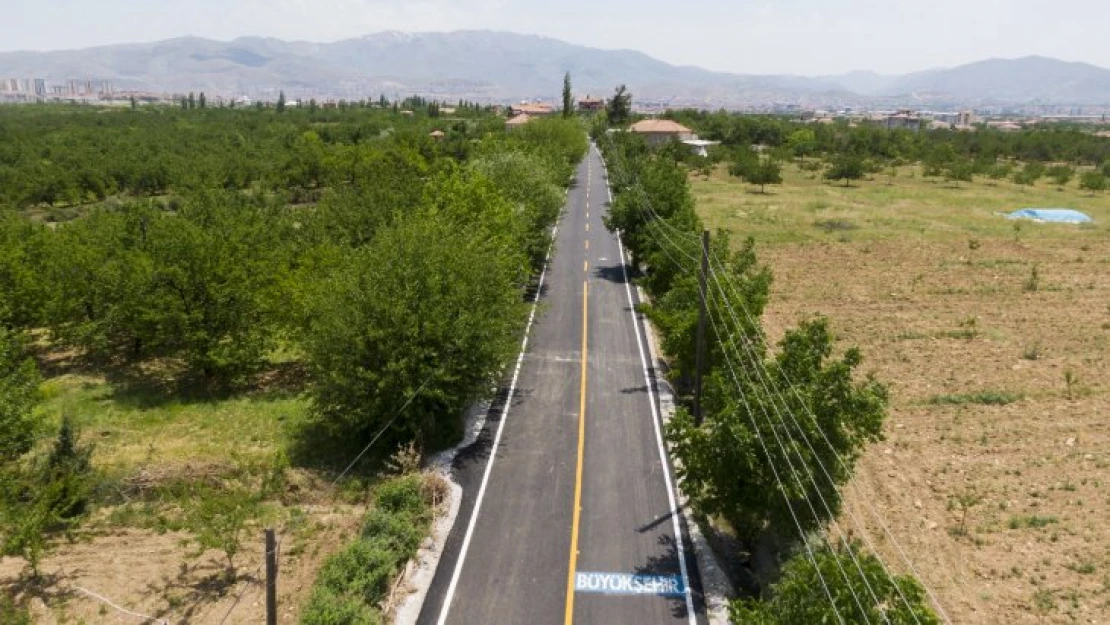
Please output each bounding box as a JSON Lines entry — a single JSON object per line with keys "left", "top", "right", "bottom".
{"left": 301, "top": 475, "right": 431, "bottom": 625}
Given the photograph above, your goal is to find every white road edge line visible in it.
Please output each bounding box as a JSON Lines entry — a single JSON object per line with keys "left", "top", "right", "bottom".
{"left": 610, "top": 169, "right": 696, "bottom": 622}
{"left": 435, "top": 214, "right": 562, "bottom": 625}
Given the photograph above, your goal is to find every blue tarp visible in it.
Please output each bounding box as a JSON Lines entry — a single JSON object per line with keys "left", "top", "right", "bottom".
{"left": 1007, "top": 209, "right": 1094, "bottom": 224}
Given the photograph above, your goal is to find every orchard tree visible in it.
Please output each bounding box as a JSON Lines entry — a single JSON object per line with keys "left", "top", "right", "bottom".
{"left": 728, "top": 147, "right": 759, "bottom": 181}
{"left": 1079, "top": 170, "right": 1107, "bottom": 193}
{"left": 0, "top": 329, "right": 39, "bottom": 464}
{"left": 986, "top": 162, "right": 1012, "bottom": 185}
{"left": 825, "top": 155, "right": 865, "bottom": 187}
{"left": 944, "top": 158, "right": 974, "bottom": 188}
{"left": 1047, "top": 164, "right": 1074, "bottom": 186}
{"left": 786, "top": 129, "right": 817, "bottom": 164}
{"left": 305, "top": 186, "right": 527, "bottom": 447}
{"left": 747, "top": 158, "right": 783, "bottom": 193}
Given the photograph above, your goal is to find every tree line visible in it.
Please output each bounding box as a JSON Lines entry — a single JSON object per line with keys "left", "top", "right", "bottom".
{"left": 0, "top": 103, "right": 505, "bottom": 212}
{"left": 646, "top": 109, "right": 1110, "bottom": 193}
{"left": 597, "top": 127, "right": 940, "bottom": 623}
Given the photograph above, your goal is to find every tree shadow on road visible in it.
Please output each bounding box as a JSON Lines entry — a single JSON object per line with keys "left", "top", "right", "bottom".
{"left": 632, "top": 533, "right": 704, "bottom": 620}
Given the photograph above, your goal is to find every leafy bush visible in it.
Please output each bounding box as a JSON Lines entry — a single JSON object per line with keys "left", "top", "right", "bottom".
{"left": 300, "top": 586, "right": 379, "bottom": 625}
{"left": 928, "top": 392, "right": 1022, "bottom": 406}
{"left": 0, "top": 328, "right": 40, "bottom": 463}
{"left": 0, "top": 594, "right": 31, "bottom": 625}
{"left": 301, "top": 475, "right": 433, "bottom": 625}
{"left": 730, "top": 542, "right": 940, "bottom": 624}
{"left": 1, "top": 415, "right": 95, "bottom": 575}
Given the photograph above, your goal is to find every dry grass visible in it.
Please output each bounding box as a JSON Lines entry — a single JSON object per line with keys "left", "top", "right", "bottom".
{"left": 693, "top": 164, "right": 1110, "bottom": 624}
{"left": 0, "top": 350, "right": 376, "bottom": 623}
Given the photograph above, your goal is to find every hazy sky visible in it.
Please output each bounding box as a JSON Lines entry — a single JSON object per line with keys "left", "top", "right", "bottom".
{"left": 5, "top": 0, "right": 1109, "bottom": 75}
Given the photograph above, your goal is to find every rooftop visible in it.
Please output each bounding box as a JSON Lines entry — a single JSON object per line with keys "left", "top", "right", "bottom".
{"left": 629, "top": 119, "right": 693, "bottom": 134}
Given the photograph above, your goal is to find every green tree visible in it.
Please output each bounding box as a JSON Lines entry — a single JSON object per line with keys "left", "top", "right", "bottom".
{"left": 727, "top": 147, "right": 759, "bottom": 181}
{"left": 1079, "top": 170, "right": 1107, "bottom": 193}
{"left": 747, "top": 158, "right": 784, "bottom": 193}
{"left": 729, "top": 542, "right": 941, "bottom": 625}
{"left": 277, "top": 90, "right": 287, "bottom": 113}
{"left": 986, "top": 162, "right": 1012, "bottom": 185}
{"left": 944, "top": 158, "right": 974, "bottom": 188}
{"left": 198, "top": 92, "right": 206, "bottom": 109}
{"left": 129, "top": 94, "right": 137, "bottom": 110}
{"left": 667, "top": 317, "right": 887, "bottom": 542}
{"left": 825, "top": 155, "right": 865, "bottom": 187}
{"left": 0, "top": 329, "right": 40, "bottom": 464}
{"left": 923, "top": 143, "right": 956, "bottom": 179}
{"left": 187, "top": 92, "right": 196, "bottom": 110}
{"left": 1047, "top": 164, "right": 1074, "bottom": 186}
{"left": 1, "top": 415, "right": 94, "bottom": 576}
{"left": 606, "top": 84, "right": 632, "bottom": 126}
{"left": 1014, "top": 161, "right": 1044, "bottom": 187}
{"left": 562, "top": 72, "right": 573, "bottom": 120}
{"left": 786, "top": 129, "right": 817, "bottom": 163}
{"left": 304, "top": 201, "right": 526, "bottom": 447}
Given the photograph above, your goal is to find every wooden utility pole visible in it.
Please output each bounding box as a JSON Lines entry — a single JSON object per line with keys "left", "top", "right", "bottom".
{"left": 694, "top": 229, "right": 709, "bottom": 426}
{"left": 265, "top": 528, "right": 277, "bottom": 625}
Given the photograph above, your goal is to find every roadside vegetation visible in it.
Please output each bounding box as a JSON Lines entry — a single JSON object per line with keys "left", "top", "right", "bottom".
{"left": 596, "top": 118, "right": 939, "bottom": 622}
{"left": 659, "top": 108, "right": 1108, "bottom": 623}
{"left": 0, "top": 101, "right": 586, "bottom": 621}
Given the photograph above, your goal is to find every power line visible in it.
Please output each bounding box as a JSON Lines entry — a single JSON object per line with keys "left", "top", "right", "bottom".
{"left": 600, "top": 142, "right": 850, "bottom": 622}
{"left": 706, "top": 254, "right": 953, "bottom": 623}
{"left": 600, "top": 134, "right": 945, "bottom": 622}
{"left": 603, "top": 130, "right": 951, "bottom": 622}
{"left": 703, "top": 269, "right": 893, "bottom": 624}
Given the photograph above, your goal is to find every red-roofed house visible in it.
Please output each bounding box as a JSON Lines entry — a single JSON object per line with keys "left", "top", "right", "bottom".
{"left": 629, "top": 119, "right": 696, "bottom": 146}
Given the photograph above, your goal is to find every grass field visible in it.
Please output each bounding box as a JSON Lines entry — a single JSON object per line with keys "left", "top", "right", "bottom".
{"left": 693, "top": 164, "right": 1110, "bottom": 624}
{"left": 0, "top": 352, "right": 389, "bottom": 623}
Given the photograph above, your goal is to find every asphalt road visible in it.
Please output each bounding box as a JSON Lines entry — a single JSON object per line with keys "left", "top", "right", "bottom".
{"left": 417, "top": 144, "right": 704, "bottom": 625}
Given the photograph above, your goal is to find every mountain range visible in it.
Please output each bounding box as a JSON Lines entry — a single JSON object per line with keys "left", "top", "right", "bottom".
{"left": 3, "top": 31, "right": 1110, "bottom": 108}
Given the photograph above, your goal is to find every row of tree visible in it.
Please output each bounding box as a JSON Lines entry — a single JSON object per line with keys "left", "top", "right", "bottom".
{"left": 0, "top": 104, "right": 506, "bottom": 210}
{"left": 664, "top": 109, "right": 1110, "bottom": 167}
{"left": 597, "top": 128, "right": 939, "bottom": 623}
{"left": 688, "top": 126, "right": 1110, "bottom": 192}
{"left": 0, "top": 107, "right": 587, "bottom": 574}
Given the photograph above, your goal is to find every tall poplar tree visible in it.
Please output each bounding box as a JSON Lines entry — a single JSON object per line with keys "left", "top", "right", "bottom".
{"left": 562, "top": 72, "right": 573, "bottom": 119}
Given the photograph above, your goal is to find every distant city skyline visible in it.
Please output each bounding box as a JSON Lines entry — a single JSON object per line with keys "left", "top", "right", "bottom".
{"left": 5, "top": 0, "right": 1110, "bottom": 75}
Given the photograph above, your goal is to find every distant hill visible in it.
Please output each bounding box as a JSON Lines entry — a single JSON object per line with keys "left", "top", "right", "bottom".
{"left": 883, "top": 56, "right": 1110, "bottom": 104}
{"left": 2, "top": 32, "right": 1110, "bottom": 107}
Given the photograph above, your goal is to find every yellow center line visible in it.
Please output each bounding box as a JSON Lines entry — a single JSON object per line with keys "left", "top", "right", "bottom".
{"left": 585, "top": 222, "right": 589, "bottom": 232}
{"left": 564, "top": 280, "right": 588, "bottom": 624}
{"left": 584, "top": 260, "right": 588, "bottom": 273}
{"left": 585, "top": 240, "right": 589, "bottom": 251}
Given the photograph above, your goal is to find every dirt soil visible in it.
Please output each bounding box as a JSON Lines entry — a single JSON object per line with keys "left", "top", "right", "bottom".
{"left": 760, "top": 235, "right": 1110, "bottom": 624}
{"left": 0, "top": 505, "right": 365, "bottom": 624}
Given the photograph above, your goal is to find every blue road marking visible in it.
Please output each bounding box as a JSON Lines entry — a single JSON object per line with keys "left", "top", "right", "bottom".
{"left": 574, "top": 571, "right": 686, "bottom": 597}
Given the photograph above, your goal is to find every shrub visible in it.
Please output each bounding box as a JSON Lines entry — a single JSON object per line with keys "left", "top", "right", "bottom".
{"left": 301, "top": 475, "right": 433, "bottom": 624}
{"left": 928, "top": 392, "right": 1022, "bottom": 406}
{"left": 300, "top": 586, "right": 379, "bottom": 625}
{"left": 729, "top": 541, "right": 940, "bottom": 624}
